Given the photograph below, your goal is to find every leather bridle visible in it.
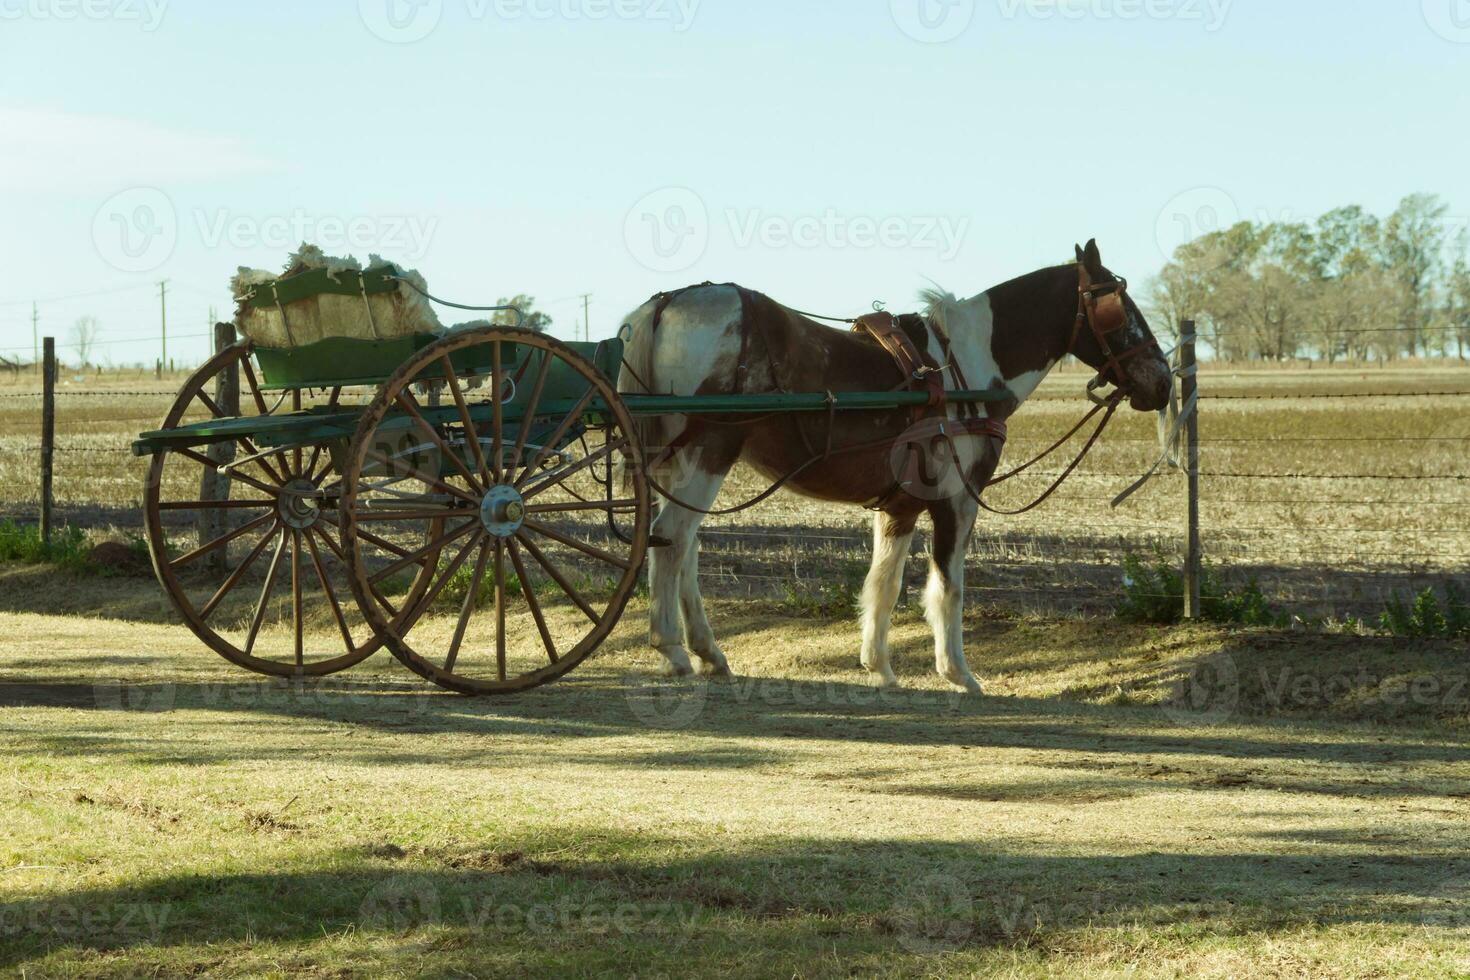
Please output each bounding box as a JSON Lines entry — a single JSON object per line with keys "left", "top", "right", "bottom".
{"left": 1071, "top": 263, "right": 1160, "bottom": 405}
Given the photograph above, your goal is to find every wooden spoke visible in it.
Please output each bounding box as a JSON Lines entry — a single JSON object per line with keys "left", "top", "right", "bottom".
{"left": 313, "top": 522, "right": 346, "bottom": 559}
{"left": 516, "top": 387, "right": 596, "bottom": 488}
{"left": 290, "top": 529, "right": 304, "bottom": 668}
{"left": 158, "top": 498, "right": 275, "bottom": 512}
{"left": 304, "top": 528, "right": 355, "bottom": 652}
{"left": 440, "top": 355, "right": 492, "bottom": 487}
{"left": 244, "top": 529, "right": 289, "bottom": 657}
{"left": 494, "top": 539, "right": 507, "bottom": 681}
{"left": 507, "top": 538, "right": 557, "bottom": 663}
{"left": 508, "top": 351, "right": 553, "bottom": 482}
{"left": 394, "top": 390, "right": 483, "bottom": 494}
{"left": 240, "top": 356, "right": 271, "bottom": 415}
{"left": 199, "top": 524, "right": 278, "bottom": 621}
{"left": 195, "top": 389, "right": 288, "bottom": 484}
{"left": 446, "top": 539, "right": 491, "bottom": 673}
{"left": 490, "top": 341, "right": 505, "bottom": 486}
{"left": 176, "top": 448, "right": 280, "bottom": 498}
{"left": 315, "top": 526, "right": 399, "bottom": 618}
{"left": 318, "top": 512, "right": 421, "bottom": 563}
{"left": 171, "top": 513, "right": 276, "bottom": 569}
{"left": 369, "top": 519, "right": 479, "bottom": 587}
{"left": 521, "top": 518, "right": 632, "bottom": 571}
{"left": 400, "top": 530, "right": 483, "bottom": 629}
{"left": 304, "top": 446, "right": 324, "bottom": 482}
{"left": 318, "top": 512, "right": 419, "bottom": 562}
{"left": 520, "top": 439, "right": 630, "bottom": 502}
{"left": 515, "top": 530, "right": 602, "bottom": 626}
{"left": 362, "top": 448, "right": 479, "bottom": 506}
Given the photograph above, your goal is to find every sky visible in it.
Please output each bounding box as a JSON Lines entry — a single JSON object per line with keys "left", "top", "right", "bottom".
{"left": 1, "top": 0, "right": 1467, "bottom": 367}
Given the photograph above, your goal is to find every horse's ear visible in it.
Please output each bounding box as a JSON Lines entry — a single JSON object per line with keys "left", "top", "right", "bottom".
{"left": 1074, "top": 243, "right": 1086, "bottom": 264}
{"left": 1082, "top": 239, "right": 1103, "bottom": 275}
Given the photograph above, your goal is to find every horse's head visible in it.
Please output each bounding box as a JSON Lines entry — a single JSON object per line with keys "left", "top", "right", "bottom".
{"left": 1069, "top": 239, "right": 1172, "bottom": 412}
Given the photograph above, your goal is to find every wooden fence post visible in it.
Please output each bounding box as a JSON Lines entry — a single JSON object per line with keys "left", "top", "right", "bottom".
{"left": 40, "top": 337, "right": 55, "bottom": 546}
{"left": 1181, "top": 321, "right": 1202, "bottom": 620}
{"left": 200, "top": 324, "right": 240, "bottom": 573}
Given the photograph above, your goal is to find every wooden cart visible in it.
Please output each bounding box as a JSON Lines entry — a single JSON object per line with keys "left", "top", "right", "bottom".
{"left": 135, "top": 267, "right": 1010, "bottom": 695}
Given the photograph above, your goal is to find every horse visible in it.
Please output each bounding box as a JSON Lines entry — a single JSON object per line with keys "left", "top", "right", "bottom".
{"left": 616, "top": 240, "right": 1173, "bottom": 694}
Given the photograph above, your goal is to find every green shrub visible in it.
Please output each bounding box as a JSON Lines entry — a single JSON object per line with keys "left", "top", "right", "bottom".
{"left": 781, "top": 570, "right": 864, "bottom": 618}
{"left": 1379, "top": 584, "right": 1470, "bottom": 639}
{"left": 1116, "top": 551, "right": 1286, "bottom": 627}
{"left": 0, "top": 520, "right": 92, "bottom": 571}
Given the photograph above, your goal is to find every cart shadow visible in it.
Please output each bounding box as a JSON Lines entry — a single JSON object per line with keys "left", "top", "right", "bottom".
{"left": 1, "top": 838, "right": 1463, "bottom": 973}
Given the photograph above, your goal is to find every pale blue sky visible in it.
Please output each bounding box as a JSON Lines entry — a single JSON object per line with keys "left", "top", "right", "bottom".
{"left": 1, "top": 0, "right": 1466, "bottom": 365}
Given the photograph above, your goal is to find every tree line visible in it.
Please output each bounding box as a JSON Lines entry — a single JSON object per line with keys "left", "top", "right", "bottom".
{"left": 1147, "top": 194, "right": 1470, "bottom": 362}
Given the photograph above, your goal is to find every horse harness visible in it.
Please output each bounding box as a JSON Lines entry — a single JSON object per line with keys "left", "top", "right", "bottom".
{"left": 629, "top": 265, "right": 1152, "bottom": 518}
{"left": 849, "top": 310, "right": 1008, "bottom": 510}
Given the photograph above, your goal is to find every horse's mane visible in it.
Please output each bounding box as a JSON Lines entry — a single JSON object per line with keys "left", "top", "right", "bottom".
{"left": 919, "top": 285, "right": 968, "bottom": 336}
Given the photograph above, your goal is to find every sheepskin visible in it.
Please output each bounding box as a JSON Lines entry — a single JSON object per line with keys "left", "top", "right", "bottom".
{"left": 232, "top": 245, "right": 443, "bottom": 348}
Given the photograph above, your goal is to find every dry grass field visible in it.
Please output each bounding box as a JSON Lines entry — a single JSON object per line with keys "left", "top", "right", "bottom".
{"left": 1, "top": 360, "right": 1465, "bottom": 619}
{"left": 0, "top": 360, "right": 1468, "bottom": 977}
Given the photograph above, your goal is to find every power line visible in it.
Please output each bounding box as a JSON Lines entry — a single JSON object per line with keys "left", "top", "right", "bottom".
{"left": 0, "top": 283, "right": 158, "bottom": 307}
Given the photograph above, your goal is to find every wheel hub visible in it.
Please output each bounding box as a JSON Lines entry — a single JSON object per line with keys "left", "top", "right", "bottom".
{"left": 278, "top": 478, "right": 321, "bottom": 529}
{"left": 480, "top": 484, "right": 526, "bottom": 538}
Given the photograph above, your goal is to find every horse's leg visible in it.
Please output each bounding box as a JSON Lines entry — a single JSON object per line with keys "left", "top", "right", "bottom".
{"left": 925, "top": 495, "right": 983, "bottom": 694}
{"left": 680, "top": 537, "right": 729, "bottom": 677}
{"left": 648, "top": 460, "right": 732, "bottom": 678}
{"left": 860, "top": 511, "right": 917, "bottom": 688}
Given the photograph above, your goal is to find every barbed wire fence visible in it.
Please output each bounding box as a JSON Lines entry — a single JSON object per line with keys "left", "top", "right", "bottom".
{"left": 1, "top": 329, "right": 1468, "bottom": 626}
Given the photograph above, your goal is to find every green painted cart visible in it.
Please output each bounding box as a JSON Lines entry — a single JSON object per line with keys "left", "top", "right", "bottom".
{"left": 135, "top": 270, "right": 1012, "bottom": 695}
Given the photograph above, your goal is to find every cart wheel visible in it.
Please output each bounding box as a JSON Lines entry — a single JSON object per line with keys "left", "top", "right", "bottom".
{"left": 143, "top": 344, "right": 438, "bottom": 678}
{"left": 340, "top": 327, "right": 651, "bottom": 695}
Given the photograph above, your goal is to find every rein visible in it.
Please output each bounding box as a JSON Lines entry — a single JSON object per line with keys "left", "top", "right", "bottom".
{"left": 966, "top": 391, "right": 1124, "bottom": 516}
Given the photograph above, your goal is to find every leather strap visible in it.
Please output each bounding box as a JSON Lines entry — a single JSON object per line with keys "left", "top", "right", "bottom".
{"left": 852, "top": 312, "right": 947, "bottom": 417}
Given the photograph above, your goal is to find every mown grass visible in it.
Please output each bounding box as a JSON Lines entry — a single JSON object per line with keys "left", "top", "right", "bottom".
{"left": 1, "top": 567, "right": 1468, "bottom": 977}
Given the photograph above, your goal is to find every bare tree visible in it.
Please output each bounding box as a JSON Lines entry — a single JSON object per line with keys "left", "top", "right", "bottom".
{"left": 70, "top": 316, "right": 101, "bottom": 369}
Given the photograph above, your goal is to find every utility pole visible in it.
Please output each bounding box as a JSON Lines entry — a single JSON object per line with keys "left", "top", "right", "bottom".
{"left": 580, "top": 293, "right": 592, "bottom": 342}
{"left": 158, "top": 279, "right": 169, "bottom": 371}
{"left": 31, "top": 303, "right": 39, "bottom": 372}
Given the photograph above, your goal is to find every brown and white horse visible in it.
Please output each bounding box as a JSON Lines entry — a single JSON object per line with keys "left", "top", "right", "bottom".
{"left": 617, "top": 240, "right": 1172, "bottom": 693}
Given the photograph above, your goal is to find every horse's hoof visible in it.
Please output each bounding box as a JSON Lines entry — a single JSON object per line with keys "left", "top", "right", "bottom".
{"left": 947, "top": 676, "right": 983, "bottom": 695}
{"left": 657, "top": 648, "right": 695, "bottom": 677}
{"left": 697, "top": 660, "right": 733, "bottom": 678}
{"left": 868, "top": 670, "right": 900, "bottom": 690}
